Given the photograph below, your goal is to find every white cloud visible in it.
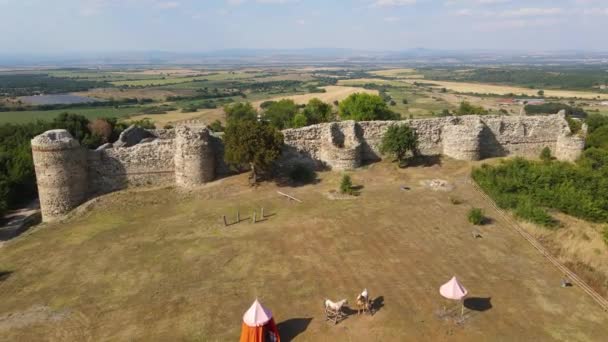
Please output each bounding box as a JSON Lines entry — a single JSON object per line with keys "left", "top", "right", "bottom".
{"left": 501, "top": 7, "right": 563, "bottom": 17}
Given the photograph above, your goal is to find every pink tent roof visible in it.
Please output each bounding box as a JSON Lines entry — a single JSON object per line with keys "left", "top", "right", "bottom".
{"left": 243, "top": 299, "right": 273, "bottom": 327}
{"left": 440, "top": 276, "right": 468, "bottom": 300}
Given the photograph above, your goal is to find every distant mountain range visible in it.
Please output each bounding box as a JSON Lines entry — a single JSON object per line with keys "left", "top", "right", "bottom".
{"left": 1, "top": 49, "right": 608, "bottom": 67}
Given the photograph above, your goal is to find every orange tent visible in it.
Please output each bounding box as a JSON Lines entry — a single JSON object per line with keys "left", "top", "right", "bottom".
{"left": 239, "top": 299, "right": 281, "bottom": 342}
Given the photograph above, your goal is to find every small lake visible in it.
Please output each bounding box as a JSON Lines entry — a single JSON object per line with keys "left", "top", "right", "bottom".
{"left": 18, "top": 95, "right": 102, "bottom": 105}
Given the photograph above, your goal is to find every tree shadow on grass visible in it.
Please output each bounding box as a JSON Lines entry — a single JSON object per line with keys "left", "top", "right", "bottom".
{"left": 277, "top": 317, "right": 313, "bottom": 341}
{"left": 464, "top": 297, "right": 492, "bottom": 312}
{"left": 405, "top": 155, "right": 442, "bottom": 168}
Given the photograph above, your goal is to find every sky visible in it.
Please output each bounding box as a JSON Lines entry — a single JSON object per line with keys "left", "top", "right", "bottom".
{"left": 0, "top": 0, "right": 607, "bottom": 54}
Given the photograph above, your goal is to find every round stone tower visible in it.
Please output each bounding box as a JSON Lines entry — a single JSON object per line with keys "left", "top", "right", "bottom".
{"left": 442, "top": 117, "right": 483, "bottom": 161}
{"left": 31, "top": 129, "right": 87, "bottom": 222}
{"left": 174, "top": 123, "right": 215, "bottom": 187}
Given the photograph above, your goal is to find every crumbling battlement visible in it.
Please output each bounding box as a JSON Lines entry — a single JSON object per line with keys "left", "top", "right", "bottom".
{"left": 31, "top": 113, "right": 584, "bottom": 222}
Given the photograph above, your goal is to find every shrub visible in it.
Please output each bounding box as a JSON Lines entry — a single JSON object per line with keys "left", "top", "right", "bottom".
{"left": 468, "top": 208, "right": 484, "bottom": 225}
{"left": 514, "top": 199, "right": 556, "bottom": 228}
{"left": 456, "top": 101, "right": 488, "bottom": 116}
{"left": 449, "top": 197, "right": 463, "bottom": 205}
{"left": 540, "top": 147, "right": 553, "bottom": 162}
{"left": 287, "top": 163, "right": 316, "bottom": 184}
{"left": 208, "top": 120, "right": 225, "bottom": 132}
{"left": 339, "top": 174, "right": 353, "bottom": 195}
{"left": 566, "top": 116, "right": 582, "bottom": 135}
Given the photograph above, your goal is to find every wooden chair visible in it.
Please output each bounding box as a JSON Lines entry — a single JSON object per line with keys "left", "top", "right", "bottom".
{"left": 324, "top": 301, "right": 346, "bottom": 325}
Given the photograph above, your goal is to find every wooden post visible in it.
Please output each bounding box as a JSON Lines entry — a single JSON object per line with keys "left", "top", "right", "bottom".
{"left": 261, "top": 207, "right": 264, "bottom": 219}
{"left": 237, "top": 210, "right": 240, "bottom": 223}
{"left": 253, "top": 211, "right": 257, "bottom": 224}
{"left": 223, "top": 215, "right": 228, "bottom": 227}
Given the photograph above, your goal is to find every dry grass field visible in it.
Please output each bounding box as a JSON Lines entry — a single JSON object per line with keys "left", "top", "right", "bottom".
{"left": 0, "top": 160, "right": 606, "bottom": 341}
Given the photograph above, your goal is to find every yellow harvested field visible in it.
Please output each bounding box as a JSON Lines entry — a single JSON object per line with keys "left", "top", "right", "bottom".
{"left": 370, "top": 68, "right": 417, "bottom": 77}
{"left": 403, "top": 79, "right": 608, "bottom": 100}
{"left": 251, "top": 86, "right": 377, "bottom": 109}
{"left": 128, "top": 108, "right": 224, "bottom": 128}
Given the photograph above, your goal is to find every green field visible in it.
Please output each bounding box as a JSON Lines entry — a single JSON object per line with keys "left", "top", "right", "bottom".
{"left": 0, "top": 107, "right": 142, "bottom": 124}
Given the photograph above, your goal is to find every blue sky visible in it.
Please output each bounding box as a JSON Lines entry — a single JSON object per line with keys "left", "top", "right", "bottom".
{"left": 0, "top": 0, "right": 606, "bottom": 53}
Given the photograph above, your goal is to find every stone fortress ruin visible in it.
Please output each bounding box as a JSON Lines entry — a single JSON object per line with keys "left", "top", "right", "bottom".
{"left": 31, "top": 112, "right": 585, "bottom": 222}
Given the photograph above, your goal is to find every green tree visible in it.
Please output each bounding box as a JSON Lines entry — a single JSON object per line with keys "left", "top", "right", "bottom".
{"left": 292, "top": 113, "right": 308, "bottom": 128}
{"left": 537, "top": 90, "right": 545, "bottom": 96}
{"left": 379, "top": 124, "right": 418, "bottom": 166}
{"left": 263, "top": 99, "right": 299, "bottom": 129}
{"left": 223, "top": 120, "right": 284, "bottom": 184}
{"left": 224, "top": 102, "right": 257, "bottom": 123}
{"left": 339, "top": 93, "right": 398, "bottom": 121}
{"left": 303, "top": 98, "right": 333, "bottom": 124}
{"left": 340, "top": 174, "right": 353, "bottom": 195}
{"left": 456, "top": 101, "right": 488, "bottom": 116}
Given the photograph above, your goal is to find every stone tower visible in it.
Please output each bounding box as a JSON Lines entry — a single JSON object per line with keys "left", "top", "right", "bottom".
{"left": 174, "top": 122, "right": 216, "bottom": 187}
{"left": 31, "top": 130, "right": 87, "bottom": 222}
{"left": 442, "top": 117, "right": 483, "bottom": 161}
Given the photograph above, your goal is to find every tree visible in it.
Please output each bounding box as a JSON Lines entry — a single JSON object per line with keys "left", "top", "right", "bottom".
{"left": 224, "top": 102, "right": 257, "bottom": 123}
{"left": 402, "top": 99, "right": 408, "bottom": 105}
{"left": 88, "top": 119, "right": 113, "bottom": 143}
{"left": 339, "top": 93, "right": 398, "bottom": 121}
{"left": 537, "top": 90, "right": 545, "bottom": 97}
{"left": 456, "top": 101, "right": 488, "bottom": 116}
{"left": 303, "top": 98, "right": 333, "bottom": 124}
{"left": 223, "top": 120, "right": 284, "bottom": 184}
{"left": 340, "top": 174, "right": 353, "bottom": 194}
{"left": 379, "top": 124, "right": 419, "bottom": 166}
{"left": 263, "top": 99, "right": 298, "bottom": 129}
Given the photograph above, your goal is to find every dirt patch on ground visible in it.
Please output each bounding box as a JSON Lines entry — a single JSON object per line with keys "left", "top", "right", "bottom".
{"left": 0, "top": 306, "right": 69, "bottom": 331}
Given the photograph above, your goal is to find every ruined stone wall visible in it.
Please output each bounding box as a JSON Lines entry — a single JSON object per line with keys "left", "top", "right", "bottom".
{"left": 283, "top": 114, "right": 580, "bottom": 169}
{"left": 32, "top": 114, "right": 584, "bottom": 221}
{"left": 87, "top": 139, "right": 176, "bottom": 195}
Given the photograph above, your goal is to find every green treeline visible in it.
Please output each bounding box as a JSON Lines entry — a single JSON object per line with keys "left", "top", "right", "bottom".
{"left": 0, "top": 74, "right": 110, "bottom": 97}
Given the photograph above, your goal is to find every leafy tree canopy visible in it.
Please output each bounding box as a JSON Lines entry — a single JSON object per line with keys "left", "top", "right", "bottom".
{"left": 224, "top": 102, "right": 257, "bottom": 123}
{"left": 303, "top": 98, "right": 333, "bottom": 124}
{"left": 263, "top": 99, "right": 298, "bottom": 130}
{"left": 379, "top": 124, "right": 419, "bottom": 166}
{"left": 339, "top": 93, "right": 398, "bottom": 121}
{"left": 223, "top": 120, "right": 284, "bottom": 184}
{"left": 456, "top": 101, "right": 488, "bottom": 116}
